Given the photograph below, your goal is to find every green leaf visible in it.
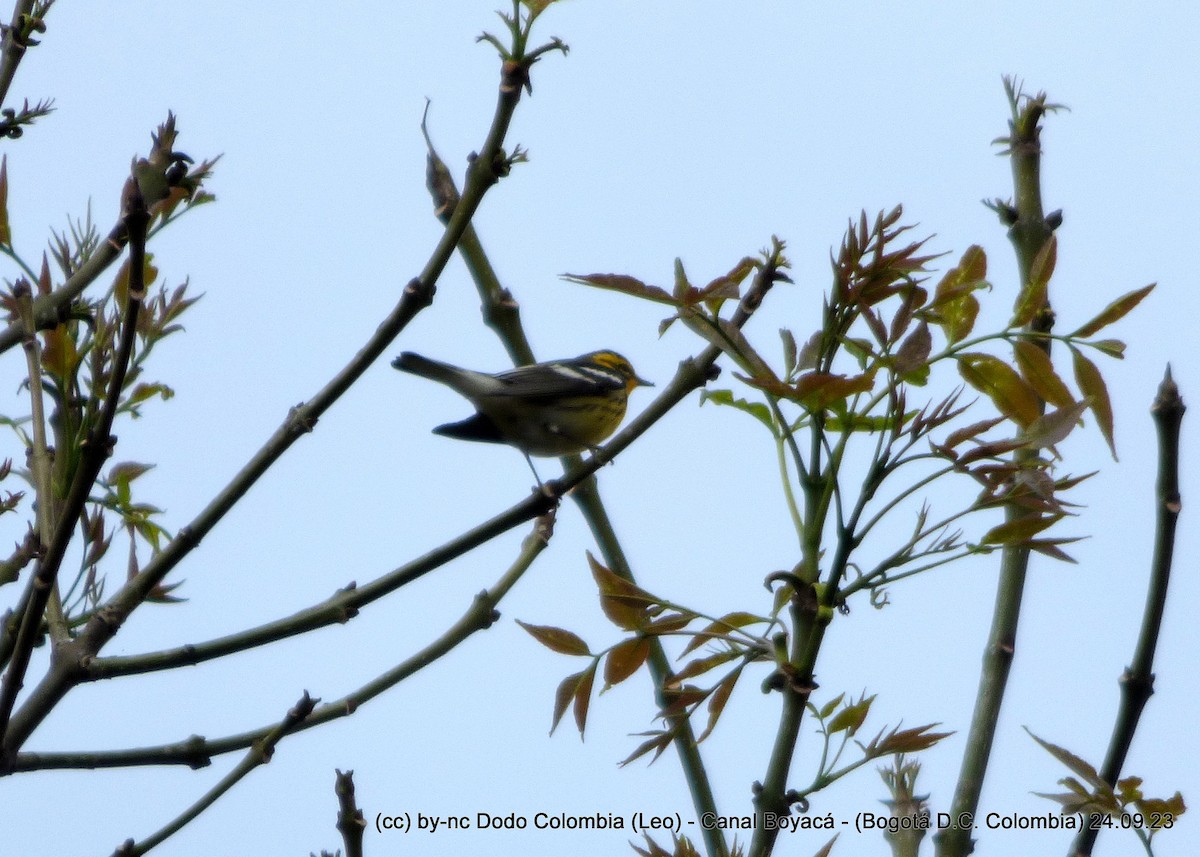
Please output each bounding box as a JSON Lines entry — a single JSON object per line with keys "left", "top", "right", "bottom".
{"left": 1012, "top": 340, "right": 1073, "bottom": 408}
{"left": 817, "top": 692, "right": 846, "bottom": 721}
{"left": 517, "top": 620, "right": 591, "bottom": 656}
{"left": 927, "top": 246, "right": 987, "bottom": 343}
{"left": 107, "top": 461, "right": 155, "bottom": 485}
{"left": 829, "top": 694, "right": 874, "bottom": 736}
{"left": 980, "top": 514, "right": 1059, "bottom": 546}
{"left": 780, "top": 328, "right": 798, "bottom": 377}
{"left": 1012, "top": 236, "right": 1055, "bottom": 326}
{"left": 699, "top": 389, "right": 776, "bottom": 435}
{"left": 1072, "top": 284, "right": 1155, "bottom": 338}
{"left": 672, "top": 257, "right": 691, "bottom": 300}
{"left": 1091, "top": 339, "right": 1126, "bottom": 359}
{"left": 680, "top": 610, "right": 765, "bottom": 656}
{"left": 1071, "top": 347, "right": 1116, "bottom": 459}
{"left": 957, "top": 353, "right": 1042, "bottom": 428}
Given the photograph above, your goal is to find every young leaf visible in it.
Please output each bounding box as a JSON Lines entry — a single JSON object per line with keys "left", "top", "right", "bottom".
{"left": 980, "top": 514, "right": 1059, "bottom": 546}
{"left": 573, "top": 661, "right": 596, "bottom": 737}
{"left": 1012, "top": 236, "right": 1055, "bottom": 326}
{"left": 562, "top": 273, "right": 676, "bottom": 306}
{"left": 1012, "top": 339, "right": 1074, "bottom": 408}
{"left": 619, "top": 730, "right": 673, "bottom": 767}
{"left": 828, "top": 693, "right": 875, "bottom": 736}
{"left": 816, "top": 692, "right": 846, "bottom": 721}
{"left": 957, "top": 353, "right": 1042, "bottom": 428}
{"left": 1026, "top": 538, "right": 1081, "bottom": 563}
{"left": 1025, "top": 728, "right": 1107, "bottom": 790}
{"left": 1091, "top": 339, "right": 1126, "bottom": 359}
{"left": 668, "top": 649, "right": 742, "bottom": 685}
{"left": 551, "top": 669, "right": 586, "bottom": 735}
{"left": 697, "top": 667, "right": 742, "bottom": 742}
{"left": 941, "top": 416, "right": 1007, "bottom": 451}
{"left": 1071, "top": 283, "right": 1155, "bottom": 338}
{"left": 518, "top": 620, "right": 591, "bottom": 656}
{"left": 893, "top": 321, "right": 932, "bottom": 375}
{"left": 603, "top": 637, "right": 650, "bottom": 689}
{"left": 780, "top": 328, "right": 798, "bottom": 377}
{"left": 810, "top": 835, "right": 840, "bottom": 857}
{"left": 1071, "top": 347, "right": 1117, "bottom": 459}
{"left": 588, "top": 552, "right": 655, "bottom": 631}
{"left": 873, "top": 723, "right": 953, "bottom": 755}
{"left": 680, "top": 611, "right": 766, "bottom": 656}
{"left": 699, "top": 389, "right": 777, "bottom": 435}
{"left": 672, "top": 257, "right": 691, "bottom": 300}
{"left": 1019, "top": 399, "right": 1090, "bottom": 451}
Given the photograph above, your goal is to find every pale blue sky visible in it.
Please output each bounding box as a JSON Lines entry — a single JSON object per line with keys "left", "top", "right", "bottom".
{"left": 2, "top": 3, "right": 1197, "bottom": 856}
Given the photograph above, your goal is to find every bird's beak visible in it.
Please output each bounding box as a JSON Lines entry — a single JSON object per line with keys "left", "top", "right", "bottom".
{"left": 635, "top": 374, "right": 654, "bottom": 388}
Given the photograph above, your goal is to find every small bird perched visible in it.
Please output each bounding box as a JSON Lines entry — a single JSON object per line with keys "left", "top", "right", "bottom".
{"left": 392, "top": 350, "right": 653, "bottom": 481}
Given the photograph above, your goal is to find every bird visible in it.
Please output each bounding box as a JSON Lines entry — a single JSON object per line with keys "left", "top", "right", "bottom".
{"left": 392, "top": 350, "right": 653, "bottom": 482}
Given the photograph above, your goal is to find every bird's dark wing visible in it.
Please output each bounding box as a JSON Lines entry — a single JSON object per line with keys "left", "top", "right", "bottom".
{"left": 489, "top": 361, "right": 622, "bottom": 399}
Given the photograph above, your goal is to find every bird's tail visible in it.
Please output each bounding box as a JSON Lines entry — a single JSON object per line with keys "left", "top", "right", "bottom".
{"left": 391, "top": 352, "right": 486, "bottom": 396}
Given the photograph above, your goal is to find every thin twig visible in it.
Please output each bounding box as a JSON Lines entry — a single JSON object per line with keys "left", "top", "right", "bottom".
{"left": 13, "top": 512, "right": 556, "bottom": 772}
{"left": 1071, "top": 369, "right": 1184, "bottom": 856}
{"left": 0, "top": 34, "right": 542, "bottom": 761}
{"left": 111, "top": 692, "right": 318, "bottom": 857}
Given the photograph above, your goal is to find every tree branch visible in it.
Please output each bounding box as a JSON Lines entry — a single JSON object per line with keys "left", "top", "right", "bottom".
{"left": 1071, "top": 368, "right": 1184, "bottom": 856}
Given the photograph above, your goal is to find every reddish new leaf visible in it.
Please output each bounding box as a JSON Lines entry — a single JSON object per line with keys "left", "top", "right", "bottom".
{"left": 588, "top": 552, "right": 654, "bottom": 631}
{"left": 1026, "top": 728, "right": 1106, "bottom": 789}
{"left": 551, "top": 669, "right": 586, "bottom": 735}
{"left": 562, "top": 273, "right": 677, "bottom": 306}
{"left": 619, "top": 730, "right": 673, "bottom": 767}
{"left": 573, "top": 661, "right": 596, "bottom": 737}
{"left": 698, "top": 667, "right": 742, "bottom": 742}
{"left": 941, "top": 416, "right": 1006, "bottom": 451}
{"left": 873, "top": 723, "right": 953, "bottom": 755}
{"left": 518, "top": 620, "right": 591, "bottom": 656}
{"left": 604, "top": 637, "right": 650, "bottom": 689}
